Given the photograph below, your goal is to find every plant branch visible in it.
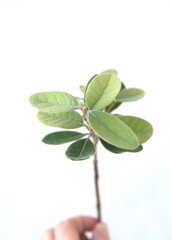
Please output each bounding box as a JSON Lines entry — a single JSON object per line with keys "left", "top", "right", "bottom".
{"left": 105, "top": 100, "right": 116, "bottom": 112}
{"left": 92, "top": 134, "right": 102, "bottom": 222}
{"left": 81, "top": 106, "right": 102, "bottom": 222}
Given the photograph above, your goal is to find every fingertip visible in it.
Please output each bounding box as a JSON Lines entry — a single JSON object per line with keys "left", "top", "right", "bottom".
{"left": 93, "top": 222, "right": 110, "bottom": 240}
{"left": 70, "top": 215, "right": 98, "bottom": 232}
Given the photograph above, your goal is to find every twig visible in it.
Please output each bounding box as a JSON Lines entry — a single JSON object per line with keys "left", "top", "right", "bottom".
{"left": 81, "top": 106, "right": 102, "bottom": 222}
{"left": 92, "top": 134, "right": 102, "bottom": 222}
{"left": 105, "top": 100, "right": 116, "bottom": 112}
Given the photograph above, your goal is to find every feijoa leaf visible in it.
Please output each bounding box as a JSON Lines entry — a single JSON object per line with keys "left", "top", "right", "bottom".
{"left": 65, "top": 138, "right": 95, "bottom": 160}
{"left": 38, "top": 111, "right": 84, "bottom": 129}
{"left": 117, "top": 116, "right": 153, "bottom": 144}
{"left": 29, "top": 91, "right": 78, "bottom": 113}
{"left": 79, "top": 85, "right": 86, "bottom": 93}
{"left": 116, "top": 88, "right": 145, "bottom": 102}
{"left": 85, "top": 73, "right": 121, "bottom": 110}
{"left": 42, "top": 131, "right": 87, "bottom": 145}
{"left": 110, "top": 82, "right": 126, "bottom": 112}
{"left": 100, "top": 138, "right": 143, "bottom": 154}
{"left": 88, "top": 111, "right": 139, "bottom": 150}
{"left": 101, "top": 69, "right": 118, "bottom": 75}
{"left": 84, "top": 74, "right": 97, "bottom": 98}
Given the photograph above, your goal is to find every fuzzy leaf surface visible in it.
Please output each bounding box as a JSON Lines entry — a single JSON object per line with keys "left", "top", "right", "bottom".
{"left": 38, "top": 111, "right": 84, "bottom": 129}
{"left": 65, "top": 138, "right": 95, "bottom": 160}
{"left": 116, "top": 88, "right": 145, "bottom": 102}
{"left": 117, "top": 116, "right": 153, "bottom": 144}
{"left": 84, "top": 74, "right": 97, "bottom": 98}
{"left": 110, "top": 82, "right": 126, "bottom": 112}
{"left": 29, "top": 91, "right": 78, "bottom": 113}
{"left": 88, "top": 111, "right": 139, "bottom": 150}
{"left": 42, "top": 131, "right": 87, "bottom": 145}
{"left": 100, "top": 138, "right": 143, "bottom": 154}
{"left": 85, "top": 73, "right": 121, "bottom": 110}
{"left": 101, "top": 69, "right": 118, "bottom": 75}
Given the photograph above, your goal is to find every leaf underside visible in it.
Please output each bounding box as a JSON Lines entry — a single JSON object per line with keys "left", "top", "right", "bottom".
{"left": 110, "top": 82, "right": 126, "bottom": 112}
{"left": 66, "top": 138, "right": 95, "bottom": 160}
{"left": 29, "top": 91, "right": 78, "bottom": 113}
{"left": 116, "top": 88, "right": 145, "bottom": 102}
{"left": 117, "top": 115, "right": 153, "bottom": 144}
{"left": 101, "top": 69, "right": 118, "bottom": 75}
{"left": 38, "top": 111, "right": 84, "bottom": 129}
{"left": 42, "top": 131, "right": 87, "bottom": 145}
{"left": 88, "top": 111, "right": 139, "bottom": 150}
{"left": 84, "top": 74, "right": 98, "bottom": 99}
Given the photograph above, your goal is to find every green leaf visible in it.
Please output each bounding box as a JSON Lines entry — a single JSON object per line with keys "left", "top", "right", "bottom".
{"left": 116, "top": 88, "right": 145, "bottom": 102}
{"left": 121, "top": 82, "right": 126, "bottom": 90}
{"left": 79, "top": 85, "right": 86, "bottom": 93}
{"left": 38, "top": 111, "right": 84, "bottom": 129}
{"left": 100, "top": 138, "right": 143, "bottom": 154}
{"left": 117, "top": 116, "right": 153, "bottom": 144}
{"left": 101, "top": 69, "right": 118, "bottom": 75}
{"left": 85, "top": 73, "right": 121, "bottom": 110}
{"left": 88, "top": 111, "right": 139, "bottom": 150}
{"left": 110, "top": 82, "right": 126, "bottom": 112}
{"left": 29, "top": 91, "right": 79, "bottom": 113}
{"left": 42, "top": 131, "right": 87, "bottom": 145}
{"left": 84, "top": 74, "right": 97, "bottom": 98}
{"left": 65, "top": 138, "right": 95, "bottom": 160}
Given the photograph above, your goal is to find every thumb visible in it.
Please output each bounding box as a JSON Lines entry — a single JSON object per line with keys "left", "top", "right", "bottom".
{"left": 93, "top": 223, "right": 110, "bottom": 240}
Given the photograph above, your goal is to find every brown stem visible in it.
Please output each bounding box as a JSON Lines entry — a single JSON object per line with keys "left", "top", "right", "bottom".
{"left": 93, "top": 135, "right": 102, "bottom": 222}
{"left": 81, "top": 107, "right": 102, "bottom": 222}
{"left": 105, "top": 100, "right": 116, "bottom": 112}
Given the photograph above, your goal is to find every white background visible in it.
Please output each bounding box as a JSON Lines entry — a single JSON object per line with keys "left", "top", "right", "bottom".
{"left": 0, "top": 0, "right": 172, "bottom": 239}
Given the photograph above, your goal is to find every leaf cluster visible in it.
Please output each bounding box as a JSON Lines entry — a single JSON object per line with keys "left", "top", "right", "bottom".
{"left": 29, "top": 69, "right": 153, "bottom": 160}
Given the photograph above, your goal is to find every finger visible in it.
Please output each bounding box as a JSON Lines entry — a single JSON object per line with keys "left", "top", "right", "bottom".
{"left": 41, "top": 228, "right": 55, "bottom": 240}
{"left": 55, "top": 216, "right": 97, "bottom": 240}
{"left": 93, "top": 223, "right": 110, "bottom": 240}
{"left": 71, "top": 216, "right": 98, "bottom": 232}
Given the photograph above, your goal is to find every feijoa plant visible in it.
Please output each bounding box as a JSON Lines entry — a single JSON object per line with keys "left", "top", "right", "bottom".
{"left": 29, "top": 69, "right": 153, "bottom": 222}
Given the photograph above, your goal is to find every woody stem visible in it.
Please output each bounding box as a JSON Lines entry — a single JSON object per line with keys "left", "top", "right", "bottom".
{"left": 92, "top": 135, "right": 102, "bottom": 222}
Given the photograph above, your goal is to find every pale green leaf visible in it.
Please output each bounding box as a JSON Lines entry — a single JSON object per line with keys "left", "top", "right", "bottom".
{"left": 65, "top": 138, "right": 95, "bottom": 160}
{"left": 38, "top": 111, "right": 84, "bottom": 129}
{"left": 100, "top": 138, "right": 143, "bottom": 154}
{"left": 79, "top": 85, "right": 85, "bottom": 93}
{"left": 117, "top": 116, "right": 153, "bottom": 144}
{"left": 101, "top": 69, "right": 118, "bottom": 75}
{"left": 42, "top": 131, "right": 87, "bottom": 145}
{"left": 84, "top": 74, "right": 97, "bottom": 98}
{"left": 85, "top": 73, "right": 121, "bottom": 110}
{"left": 110, "top": 82, "right": 126, "bottom": 112}
{"left": 29, "top": 91, "right": 78, "bottom": 113}
{"left": 116, "top": 88, "right": 145, "bottom": 102}
{"left": 88, "top": 111, "right": 139, "bottom": 150}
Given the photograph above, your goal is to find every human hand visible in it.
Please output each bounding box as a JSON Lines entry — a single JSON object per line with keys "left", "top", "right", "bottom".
{"left": 41, "top": 216, "right": 110, "bottom": 240}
